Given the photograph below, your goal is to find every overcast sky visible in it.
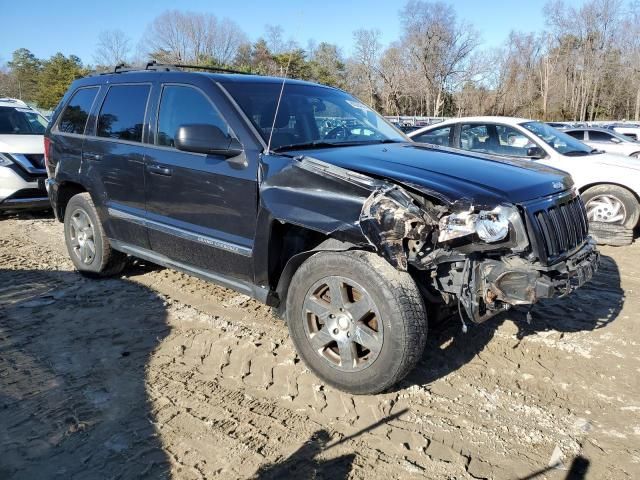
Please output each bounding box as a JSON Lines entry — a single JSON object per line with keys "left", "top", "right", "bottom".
{"left": 1, "top": 0, "right": 586, "bottom": 65}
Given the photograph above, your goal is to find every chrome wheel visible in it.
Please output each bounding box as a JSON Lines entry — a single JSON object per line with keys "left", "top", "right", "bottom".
{"left": 302, "top": 276, "right": 383, "bottom": 372}
{"left": 586, "top": 195, "right": 627, "bottom": 224}
{"left": 69, "top": 208, "right": 96, "bottom": 264}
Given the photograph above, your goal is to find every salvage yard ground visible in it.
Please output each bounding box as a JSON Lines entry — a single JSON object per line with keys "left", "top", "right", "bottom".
{"left": 1, "top": 213, "right": 639, "bottom": 479}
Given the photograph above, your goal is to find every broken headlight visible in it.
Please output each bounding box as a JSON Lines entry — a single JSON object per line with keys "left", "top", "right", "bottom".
{"left": 438, "top": 205, "right": 515, "bottom": 243}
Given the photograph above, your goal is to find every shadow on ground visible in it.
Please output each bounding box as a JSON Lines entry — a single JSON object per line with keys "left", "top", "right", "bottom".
{"left": 405, "top": 253, "right": 624, "bottom": 387}
{"left": 253, "top": 409, "right": 408, "bottom": 480}
{"left": 0, "top": 268, "right": 171, "bottom": 479}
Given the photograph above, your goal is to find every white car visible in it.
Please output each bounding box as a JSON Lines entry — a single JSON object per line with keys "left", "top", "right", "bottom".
{"left": 564, "top": 128, "right": 640, "bottom": 158}
{"left": 0, "top": 98, "right": 49, "bottom": 212}
{"left": 607, "top": 124, "right": 640, "bottom": 142}
{"left": 409, "top": 116, "right": 640, "bottom": 228}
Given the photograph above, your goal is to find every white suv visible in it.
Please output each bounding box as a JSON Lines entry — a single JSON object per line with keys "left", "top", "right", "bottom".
{"left": 0, "top": 98, "right": 49, "bottom": 212}
{"left": 409, "top": 116, "right": 640, "bottom": 228}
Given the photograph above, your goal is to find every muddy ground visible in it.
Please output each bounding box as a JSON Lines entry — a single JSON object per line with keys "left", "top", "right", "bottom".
{"left": 0, "top": 213, "right": 638, "bottom": 480}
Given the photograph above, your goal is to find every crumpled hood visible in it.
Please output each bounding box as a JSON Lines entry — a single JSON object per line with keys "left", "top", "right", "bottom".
{"left": 0, "top": 135, "right": 44, "bottom": 154}
{"left": 289, "top": 142, "right": 573, "bottom": 206}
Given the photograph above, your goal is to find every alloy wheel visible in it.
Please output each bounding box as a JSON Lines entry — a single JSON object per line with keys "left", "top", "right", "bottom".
{"left": 69, "top": 208, "right": 97, "bottom": 264}
{"left": 302, "top": 276, "right": 383, "bottom": 372}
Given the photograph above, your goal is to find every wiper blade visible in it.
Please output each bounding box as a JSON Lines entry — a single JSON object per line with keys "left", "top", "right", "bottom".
{"left": 563, "top": 150, "right": 590, "bottom": 156}
{"left": 272, "top": 139, "right": 400, "bottom": 152}
{"left": 271, "top": 141, "right": 340, "bottom": 152}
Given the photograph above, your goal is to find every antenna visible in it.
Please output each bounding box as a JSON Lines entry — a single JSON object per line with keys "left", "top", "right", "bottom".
{"left": 266, "top": 53, "right": 294, "bottom": 154}
{"left": 266, "top": 12, "right": 303, "bottom": 154}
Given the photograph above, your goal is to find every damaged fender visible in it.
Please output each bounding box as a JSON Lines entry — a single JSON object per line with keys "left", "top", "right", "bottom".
{"left": 259, "top": 154, "right": 438, "bottom": 270}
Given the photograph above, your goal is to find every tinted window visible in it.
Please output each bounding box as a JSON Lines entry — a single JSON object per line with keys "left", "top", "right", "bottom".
{"left": 589, "top": 130, "right": 615, "bottom": 142}
{"left": 221, "top": 81, "right": 404, "bottom": 150}
{"left": 157, "top": 85, "right": 232, "bottom": 147}
{"left": 57, "top": 87, "right": 98, "bottom": 134}
{"left": 565, "top": 130, "right": 585, "bottom": 140}
{"left": 97, "top": 84, "right": 150, "bottom": 142}
{"left": 413, "top": 126, "right": 451, "bottom": 146}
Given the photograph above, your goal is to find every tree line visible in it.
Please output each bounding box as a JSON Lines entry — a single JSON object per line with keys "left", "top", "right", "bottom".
{"left": 1, "top": 0, "right": 639, "bottom": 120}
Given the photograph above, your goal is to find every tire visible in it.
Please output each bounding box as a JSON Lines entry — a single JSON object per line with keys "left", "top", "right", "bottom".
{"left": 582, "top": 184, "right": 640, "bottom": 229}
{"left": 64, "top": 193, "right": 127, "bottom": 276}
{"left": 286, "top": 250, "right": 427, "bottom": 395}
{"left": 589, "top": 222, "right": 634, "bottom": 246}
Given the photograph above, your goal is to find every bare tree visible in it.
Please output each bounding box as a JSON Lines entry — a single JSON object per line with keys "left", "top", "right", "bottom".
{"left": 145, "top": 11, "right": 246, "bottom": 65}
{"left": 400, "top": 0, "right": 480, "bottom": 116}
{"left": 94, "top": 30, "right": 131, "bottom": 67}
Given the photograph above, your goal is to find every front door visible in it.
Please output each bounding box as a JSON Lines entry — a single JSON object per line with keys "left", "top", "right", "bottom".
{"left": 144, "top": 83, "right": 258, "bottom": 282}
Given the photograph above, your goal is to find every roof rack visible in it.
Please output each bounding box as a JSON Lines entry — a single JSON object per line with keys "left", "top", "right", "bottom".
{"left": 144, "top": 61, "right": 251, "bottom": 75}
{"left": 90, "top": 61, "right": 252, "bottom": 76}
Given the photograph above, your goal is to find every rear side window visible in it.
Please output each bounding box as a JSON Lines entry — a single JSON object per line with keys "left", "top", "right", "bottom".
{"left": 589, "top": 130, "right": 614, "bottom": 142}
{"left": 57, "top": 87, "right": 99, "bottom": 134}
{"left": 565, "top": 130, "right": 585, "bottom": 140}
{"left": 156, "top": 85, "right": 232, "bottom": 147}
{"left": 97, "top": 84, "right": 150, "bottom": 142}
{"left": 413, "top": 126, "right": 452, "bottom": 146}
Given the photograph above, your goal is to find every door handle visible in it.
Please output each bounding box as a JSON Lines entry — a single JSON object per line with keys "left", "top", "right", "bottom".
{"left": 83, "top": 152, "right": 102, "bottom": 161}
{"left": 146, "top": 164, "right": 173, "bottom": 176}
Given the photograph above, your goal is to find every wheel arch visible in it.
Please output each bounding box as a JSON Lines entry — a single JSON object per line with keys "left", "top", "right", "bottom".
{"left": 267, "top": 221, "right": 365, "bottom": 316}
{"left": 54, "top": 181, "right": 88, "bottom": 222}
{"left": 578, "top": 182, "right": 640, "bottom": 203}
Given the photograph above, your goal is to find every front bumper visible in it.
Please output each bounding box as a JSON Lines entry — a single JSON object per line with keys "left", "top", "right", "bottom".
{"left": 0, "top": 166, "right": 49, "bottom": 211}
{"left": 471, "top": 239, "right": 599, "bottom": 321}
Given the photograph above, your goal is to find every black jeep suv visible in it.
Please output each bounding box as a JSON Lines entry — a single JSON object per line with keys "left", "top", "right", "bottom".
{"left": 45, "top": 66, "right": 599, "bottom": 394}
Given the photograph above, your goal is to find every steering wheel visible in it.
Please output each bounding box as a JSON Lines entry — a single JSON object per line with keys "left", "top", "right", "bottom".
{"left": 324, "top": 125, "right": 351, "bottom": 140}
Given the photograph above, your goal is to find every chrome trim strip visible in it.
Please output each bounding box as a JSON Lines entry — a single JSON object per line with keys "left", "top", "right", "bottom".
{"left": 109, "top": 239, "right": 269, "bottom": 302}
{"left": 107, "top": 207, "right": 252, "bottom": 257}
{"left": 3, "top": 197, "right": 49, "bottom": 204}
{"left": 9, "top": 154, "right": 46, "bottom": 175}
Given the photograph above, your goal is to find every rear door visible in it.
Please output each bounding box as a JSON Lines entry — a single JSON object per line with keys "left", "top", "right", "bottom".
{"left": 143, "top": 80, "right": 258, "bottom": 282}
{"left": 586, "top": 130, "right": 626, "bottom": 155}
{"left": 82, "top": 83, "right": 152, "bottom": 248}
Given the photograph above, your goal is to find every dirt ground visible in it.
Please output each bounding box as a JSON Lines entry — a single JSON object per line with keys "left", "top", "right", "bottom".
{"left": 1, "top": 213, "right": 638, "bottom": 480}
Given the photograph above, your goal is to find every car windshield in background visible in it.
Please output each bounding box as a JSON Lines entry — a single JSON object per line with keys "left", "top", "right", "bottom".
{"left": 0, "top": 107, "right": 48, "bottom": 135}
{"left": 221, "top": 81, "right": 405, "bottom": 151}
{"left": 521, "top": 121, "right": 593, "bottom": 156}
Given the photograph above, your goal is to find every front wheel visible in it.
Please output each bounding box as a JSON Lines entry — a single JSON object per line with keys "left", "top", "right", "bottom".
{"left": 286, "top": 250, "right": 427, "bottom": 394}
{"left": 582, "top": 184, "right": 640, "bottom": 228}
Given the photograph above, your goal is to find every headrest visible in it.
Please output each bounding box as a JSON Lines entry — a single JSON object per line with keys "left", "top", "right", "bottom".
{"left": 259, "top": 102, "right": 290, "bottom": 129}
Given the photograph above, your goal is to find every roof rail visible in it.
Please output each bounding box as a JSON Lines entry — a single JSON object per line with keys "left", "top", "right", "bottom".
{"left": 144, "top": 61, "right": 251, "bottom": 75}
{"left": 88, "top": 61, "right": 253, "bottom": 77}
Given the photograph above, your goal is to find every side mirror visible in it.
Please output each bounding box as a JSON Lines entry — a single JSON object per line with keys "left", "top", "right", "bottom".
{"left": 174, "top": 124, "right": 243, "bottom": 158}
{"left": 526, "top": 146, "right": 546, "bottom": 159}
{"left": 610, "top": 137, "right": 622, "bottom": 144}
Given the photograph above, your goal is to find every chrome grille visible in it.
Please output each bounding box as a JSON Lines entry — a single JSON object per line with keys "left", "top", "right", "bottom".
{"left": 532, "top": 195, "right": 589, "bottom": 261}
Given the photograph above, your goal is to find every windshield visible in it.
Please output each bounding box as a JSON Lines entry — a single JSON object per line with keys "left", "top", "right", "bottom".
{"left": 221, "top": 81, "right": 405, "bottom": 151}
{"left": 521, "top": 121, "right": 593, "bottom": 156}
{"left": 0, "top": 106, "right": 48, "bottom": 135}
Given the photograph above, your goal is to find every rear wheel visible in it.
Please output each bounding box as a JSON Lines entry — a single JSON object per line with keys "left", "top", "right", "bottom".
{"left": 64, "top": 193, "right": 127, "bottom": 276}
{"left": 286, "top": 250, "right": 427, "bottom": 394}
{"left": 582, "top": 184, "right": 640, "bottom": 229}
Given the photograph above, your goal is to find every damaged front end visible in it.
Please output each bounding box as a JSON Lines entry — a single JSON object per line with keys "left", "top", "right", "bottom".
{"left": 261, "top": 154, "right": 599, "bottom": 325}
